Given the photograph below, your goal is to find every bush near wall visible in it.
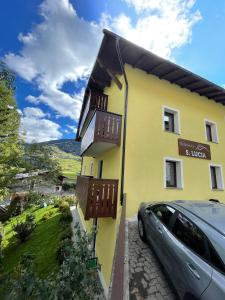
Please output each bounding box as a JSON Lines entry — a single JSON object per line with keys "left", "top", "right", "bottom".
{"left": 8, "top": 225, "right": 102, "bottom": 300}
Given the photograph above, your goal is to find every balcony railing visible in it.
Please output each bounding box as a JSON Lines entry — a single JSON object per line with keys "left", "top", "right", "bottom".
{"left": 79, "top": 91, "right": 108, "bottom": 137}
{"left": 80, "top": 110, "right": 122, "bottom": 156}
{"left": 76, "top": 176, "right": 118, "bottom": 220}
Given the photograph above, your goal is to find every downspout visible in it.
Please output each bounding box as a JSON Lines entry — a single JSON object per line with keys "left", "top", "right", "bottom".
{"left": 116, "top": 37, "right": 129, "bottom": 206}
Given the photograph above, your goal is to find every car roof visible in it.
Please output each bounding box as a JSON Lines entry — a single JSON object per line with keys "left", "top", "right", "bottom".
{"left": 170, "top": 200, "right": 225, "bottom": 235}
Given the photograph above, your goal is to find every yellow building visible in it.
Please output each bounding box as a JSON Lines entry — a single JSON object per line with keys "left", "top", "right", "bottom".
{"left": 75, "top": 30, "right": 225, "bottom": 297}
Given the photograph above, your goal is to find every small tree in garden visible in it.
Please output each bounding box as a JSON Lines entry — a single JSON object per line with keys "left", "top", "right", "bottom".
{"left": 13, "top": 214, "right": 36, "bottom": 243}
{"left": 8, "top": 225, "right": 102, "bottom": 300}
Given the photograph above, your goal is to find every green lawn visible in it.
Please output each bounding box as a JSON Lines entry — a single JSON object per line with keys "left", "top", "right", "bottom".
{"left": 49, "top": 145, "right": 81, "bottom": 180}
{"left": 57, "top": 157, "right": 81, "bottom": 180}
{"left": 2, "top": 206, "right": 64, "bottom": 277}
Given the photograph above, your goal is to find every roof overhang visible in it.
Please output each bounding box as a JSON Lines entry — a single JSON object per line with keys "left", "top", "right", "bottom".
{"left": 76, "top": 30, "right": 225, "bottom": 140}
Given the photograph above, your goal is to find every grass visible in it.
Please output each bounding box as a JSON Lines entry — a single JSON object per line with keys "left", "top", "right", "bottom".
{"left": 58, "top": 157, "right": 81, "bottom": 180}
{"left": 51, "top": 146, "right": 81, "bottom": 180}
{"left": 2, "top": 206, "right": 65, "bottom": 277}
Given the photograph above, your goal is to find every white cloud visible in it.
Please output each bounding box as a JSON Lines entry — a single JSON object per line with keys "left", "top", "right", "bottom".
{"left": 17, "top": 109, "right": 23, "bottom": 116}
{"left": 26, "top": 95, "right": 40, "bottom": 104}
{"left": 102, "top": 0, "right": 201, "bottom": 58}
{"left": 5, "top": 0, "right": 201, "bottom": 123}
{"left": 4, "top": 0, "right": 101, "bottom": 120}
{"left": 20, "top": 107, "right": 62, "bottom": 143}
{"left": 66, "top": 125, "right": 77, "bottom": 134}
{"left": 222, "top": 84, "right": 225, "bottom": 89}
{"left": 23, "top": 107, "right": 46, "bottom": 118}
{"left": 25, "top": 86, "right": 84, "bottom": 120}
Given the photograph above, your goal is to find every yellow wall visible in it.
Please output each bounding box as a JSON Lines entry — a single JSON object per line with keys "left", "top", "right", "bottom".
{"left": 79, "top": 63, "right": 225, "bottom": 287}
{"left": 79, "top": 78, "right": 124, "bottom": 287}
{"left": 124, "top": 64, "right": 225, "bottom": 217}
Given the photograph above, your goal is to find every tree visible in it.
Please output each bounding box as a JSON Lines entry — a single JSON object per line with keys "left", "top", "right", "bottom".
{"left": 0, "top": 62, "right": 23, "bottom": 199}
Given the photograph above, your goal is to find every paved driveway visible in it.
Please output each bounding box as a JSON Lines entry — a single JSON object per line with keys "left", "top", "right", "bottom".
{"left": 128, "top": 220, "right": 179, "bottom": 300}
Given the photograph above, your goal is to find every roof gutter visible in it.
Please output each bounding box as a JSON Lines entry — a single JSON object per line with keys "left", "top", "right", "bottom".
{"left": 115, "top": 37, "right": 128, "bottom": 206}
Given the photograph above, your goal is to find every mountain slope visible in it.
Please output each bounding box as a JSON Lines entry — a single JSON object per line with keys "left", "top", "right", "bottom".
{"left": 39, "top": 139, "right": 80, "bottom": 156}
{"left": 50, "top": 146, "right": 81, "bottom": 180}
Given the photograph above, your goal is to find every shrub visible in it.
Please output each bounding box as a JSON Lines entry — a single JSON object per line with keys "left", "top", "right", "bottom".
{"left": 13, "top": 214, "right": 36, "bottom": 243}
{"left": 0, "top": 248, "right": 4, "bottom": 273}
{"left": 58, "top": 201, "right": 70, "bottom": 212}
{"left": 7, "top": 197, "right": 21, "bottom": 217}
{"left": 56, "top": 238, "right": 73, "bottom": 264}
{"left": 61, "top": 195, "right": 75, "bottom": 206}
{"left": 60, "top": 226, "right": 73, "bottom": 241}
{"left": 62, "top": 182, "right": 75, "bottom": 191}
{"left": 25, "top": 213, "right": 35, "bottom": 223}
{"left": 53, "top": 197, "right": 62, "bottom": 208}
{"left": 25, "top": 192, "right": 41, "bottom": 209}
{"left": 41, "top": 211, "right": 54, "bottom": 221}
{"left": 60, "top": 208, "right": 73, "bottom": 223}
{"left": 0, "top": 211, "right": 10, "bottom": 223}
{"left": 8, "top": 225, "right": 102, "bottom": 300}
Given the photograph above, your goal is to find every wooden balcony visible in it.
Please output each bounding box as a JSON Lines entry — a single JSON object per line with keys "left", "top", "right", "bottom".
{"left": 76, "top": 176, "right": 118, "bottom": 220}
{"left": 79, "top": 91, "right": 108, "bottom": 138}
{"left": 80, "top": 110, "right": 122, "bottom": 156}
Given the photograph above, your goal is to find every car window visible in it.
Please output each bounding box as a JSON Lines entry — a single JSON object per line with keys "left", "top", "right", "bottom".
{"left": 152, "top": 205, "right": 175, "bottom": 228}
{"left": 172, "top": 213, "right": 206, "bottom": 257}
{"left": 208, "top": 242, "right": 225, "bottom": 274}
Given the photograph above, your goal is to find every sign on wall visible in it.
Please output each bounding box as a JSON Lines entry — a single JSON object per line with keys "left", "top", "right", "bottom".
{"left": 178, "top": 138, "right": 211, "bottom": 160}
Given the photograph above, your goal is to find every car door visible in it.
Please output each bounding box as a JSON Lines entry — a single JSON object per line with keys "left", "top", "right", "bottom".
{"left": 144, "top": 205, "right": 175, "bottom": 266}
{"left": 169, "top": 212, "right": 213, "bottom": 299}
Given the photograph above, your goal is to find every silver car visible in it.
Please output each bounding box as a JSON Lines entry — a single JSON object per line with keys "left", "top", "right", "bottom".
{"left": 138, "top": 200, "right": 225, "bottom": 300}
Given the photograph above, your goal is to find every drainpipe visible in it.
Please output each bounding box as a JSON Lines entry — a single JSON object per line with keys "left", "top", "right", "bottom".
{"left": 115, "top": 37, "right": 129, "bottom": 206}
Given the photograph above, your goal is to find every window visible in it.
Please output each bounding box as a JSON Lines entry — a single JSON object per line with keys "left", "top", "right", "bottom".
{"left": 205, "top": 120, "right": 218, "bottom": 143}
{"left": 209, "top": 164, "right": 224, "bottom": 190}
{"left": 173, "top": 213, "right": 206, "bottom": 257}
{"left": 164, "top": 112, "right": 174, "bottom": 132}
{"left": 152, "top": 205, "right": 175, "bottom": 228}
{"left": 166, "top": 161, "right": 176, "bottom": 187}
{"left": 206, "top": 124, "right": 212, "bottom": 141}
{"left": 210, "top": 166, "right": 217, "bottom": 189}
{"left": 164, "top": 158, "right": 183, "bottom": 189}
{"left": 208, "top": 242, "right": 225, "bottom": 273}
{"left": 163, "top": 106, "right": 180, "bottom": 134}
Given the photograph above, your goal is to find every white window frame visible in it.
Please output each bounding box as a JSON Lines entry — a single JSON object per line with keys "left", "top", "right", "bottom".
{"left": 164, "top": 157, "right": 184, "bottom": 189}
{"left": 162, "top": 106, "right": 181, "bottom": 134}
{"left": 204, "top": 119, "right": 219, "bottom": 143}
{"left": 209, "top": 163, "right": 224, "bottom": 191}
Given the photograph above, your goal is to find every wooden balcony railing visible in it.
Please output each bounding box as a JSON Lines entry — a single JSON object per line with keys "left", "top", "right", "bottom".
{"left": 79, "top": 91, "right": 108, "bottom": 137}
{"left": 80, "top": 111, "right": 122, "bottom": 156}
{"left": 76, "top": 176, "right": 118, "bottom": 220}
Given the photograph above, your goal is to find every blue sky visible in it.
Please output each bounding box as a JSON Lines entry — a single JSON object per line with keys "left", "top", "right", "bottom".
{"left": 1, "top": 0, "right": 225, "bottom": 142}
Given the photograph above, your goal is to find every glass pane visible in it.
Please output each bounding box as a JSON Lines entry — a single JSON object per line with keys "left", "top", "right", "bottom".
{"left": 153, "top": 205, "right": 175, "bottom": 228}
{"left": 208, "top": 242, "right": 225, "bottom": 273}
{"left": 206, "top": 124, "right": 212, "bottom": 141}
{"left": 166, "top": 161, "right": 177, "bottom": 187}
{"left": 173, "top": 213, "right": 206, "bottom": 257}
{"left": 210, "top": 166, "right": 217, "bottom": 189}
{"left": 164, "top": 112, "right": 174, "bottom": 132}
